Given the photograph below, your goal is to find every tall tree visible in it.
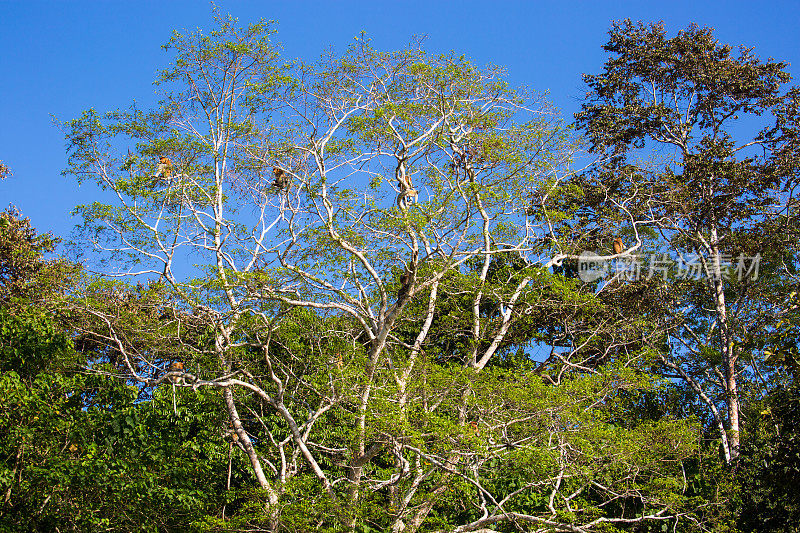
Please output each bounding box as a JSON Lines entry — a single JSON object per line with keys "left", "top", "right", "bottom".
{"left": 62, "top": 15, "right": 704, "bottom": 531}
{"left": 575, "top": 20, "right": 800, "bottom": 460}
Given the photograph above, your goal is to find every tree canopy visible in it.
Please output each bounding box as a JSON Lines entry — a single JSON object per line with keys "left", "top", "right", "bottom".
{"left": 2, "top": 15, "right": 799, "bottom": 533}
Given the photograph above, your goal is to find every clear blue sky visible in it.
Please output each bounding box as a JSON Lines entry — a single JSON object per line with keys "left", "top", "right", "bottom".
{"left": 1, "top": 0, "right": 798, "bottom": 240}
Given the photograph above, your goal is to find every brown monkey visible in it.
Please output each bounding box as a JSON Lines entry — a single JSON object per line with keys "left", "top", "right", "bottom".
{"left": 395, "top": 151, "right": 413, "bottom": 190}
{"left": 272, "top": 166, "right": 290, "bottom": 190}
{"left": 613, "top": 238, "right": 624, "bottom": 255}
{"left": 395, "top": 153, "right": 417, "bottom": 210}
{"left": 397, "top": 174, "right": 413, "bottom": 192}
{"left": 168, "top": 361, "right": 185, "bottom": 384}
{"left": 154, "top": 156, "right": 173, "bottom": 181}
{"left": 327, "top": 351, "right": 344, "bottom": 370}
{"left": 396, "top": 188, "right": 418, "bottom": 210}
{"left": 396, "top": 265, "right": 415, "bottom": 304}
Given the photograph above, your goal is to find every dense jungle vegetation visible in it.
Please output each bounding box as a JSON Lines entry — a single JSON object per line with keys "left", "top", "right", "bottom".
{"left": 2, "top": 16, "right": 800, "bottom": 533}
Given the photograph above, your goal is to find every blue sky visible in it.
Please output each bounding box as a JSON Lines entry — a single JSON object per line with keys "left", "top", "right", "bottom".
{"left": 1, "top": 0, "right": 798, "bottom": 240}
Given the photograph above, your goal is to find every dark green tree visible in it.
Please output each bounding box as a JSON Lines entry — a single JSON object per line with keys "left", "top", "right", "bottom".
{"left": 575, "top": 19, "right": 800, "bottom": 461}
{"left": 0, "top": 210, "right": 237, "bottom": 531}
{"left": 736, "top": 380, "right": 800, "bottom": 532}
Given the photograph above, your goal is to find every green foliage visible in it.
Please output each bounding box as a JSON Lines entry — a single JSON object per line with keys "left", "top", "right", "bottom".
{"left": 0, "top": 312, "right": 234, "bottom": 532}
{"left": 0, "top": 208, "right": 78, "bottom": 311}
{"left": 736, "top": 382, "right": 800, "bottom": 532}
{"left": 7, "top": 13, "right": 799, "bottom": 533}
{"left": 0, "top": 209, "right": 234, "bottom": 531}
{"left": 574, "top": 18, "right": 800, "bottom": 468}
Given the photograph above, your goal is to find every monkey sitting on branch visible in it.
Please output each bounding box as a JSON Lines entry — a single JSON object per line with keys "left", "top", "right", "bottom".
{"left": 396, "top": 264, "right": 415, "bottom": 305}
{"left": 167, "top": 360, "right": 186, "bottom": 384}
{"left": 396, "top": 187, "right": 419, "bottom": 211}
{"left": 166, "top": 360, "right": 188, "bottom": 416}
{"left": 152, "top": 156, "right": 174, "bottom": 185}
{"left": 395, "top": 158, "right": 418, "bottom": 211}
{"left": 272, "top": 164, "right": 291, "bottom": 191}
{"left": 612, "top": 237, "right": 624, "bottom": 255}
